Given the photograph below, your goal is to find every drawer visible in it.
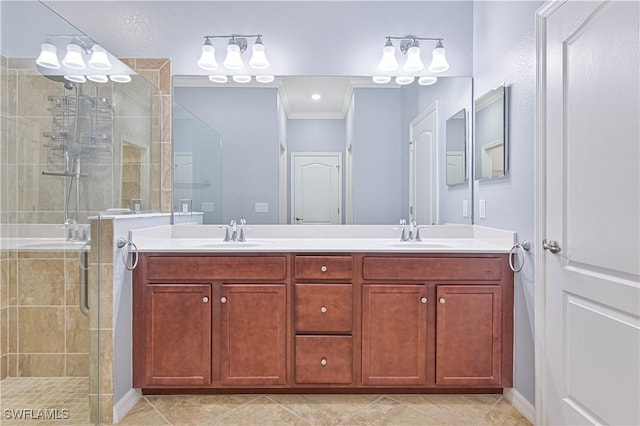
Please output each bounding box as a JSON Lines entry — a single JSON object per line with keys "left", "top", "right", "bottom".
{"left": 146, "top": 255, "right": 287, "bottom": 280}
{"left": 295, "top": 256, "right": 353, "bottom": 280}
{"left": 362, "top": 256, "right": 504, "bottom": 281}
{"left": 295, "top": 336, "right": 353, "bottom": 384}
{"left": 295, "top": 284, "right": 352, "bottom": 332}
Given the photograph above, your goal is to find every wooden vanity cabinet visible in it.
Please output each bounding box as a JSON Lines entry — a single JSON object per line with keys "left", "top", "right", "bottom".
{"left": 133, "top": 254, "right": 288, "bottom": 389}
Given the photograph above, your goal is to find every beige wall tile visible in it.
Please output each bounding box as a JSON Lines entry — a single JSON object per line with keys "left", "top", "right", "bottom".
{"left": 66, "top": 307, "right": 89, "bottom": 353}
{"left": 119, "top": 58, "right": 137, "bottom": 69}
{"left": 18, "top": 353, "right": 65, "bottom": 376}
{"left": 99, "top": 329, "right": 113, "bottom": 394}
{"left": 136, "top": 69, "right": 160, "bottom": 89}
{"left": 100, "top": 219, "right": 114, "bottom": 264}
{"left": 0, "top": 307, "right": 7, "bottom": 356}
{"left": 100, "top": 264, "right": 114, "bottom": 327}
{"left": 65, "top": 258, "right": 81, "bottom": 305}
{"left": 18, "top": 306, "right": 65, "bottom": 353}
{"left": 8, "top": 306, "right": 17, "bottom": 353}
{"left": 16, "top": 73, "right": 62, "bottom": 117}
{"left": 135, "top": 58, "right": 169, "bottom": 70}
{"left": 8, "top": 353, "right": 17, "bottom": 376}
{"left": 66, "top": 353, "right": 89, "bottom": 377}
{"left": 0, "top": 353, "right": 7, "bottom": 380}
{"left": 159, "top": 61, "right": 172, "bottom": 95}
{"left": 100, "top": 393, "right": 114, "bottom": 424}
{"left": 18, "top": 259, "right": 65, "bottom": 305}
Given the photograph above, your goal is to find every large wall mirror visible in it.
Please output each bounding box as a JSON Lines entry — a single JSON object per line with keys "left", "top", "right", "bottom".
{"left": 173, "top": 76, "right": 473, "bottom": 226}
{"left": 474, "top": 84, "right": 508, "bottom": 180}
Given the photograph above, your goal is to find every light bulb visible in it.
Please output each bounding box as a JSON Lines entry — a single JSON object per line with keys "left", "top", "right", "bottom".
{"left": 36, "top": 42, "right": 61, "bottom": 69}
{"left": 88, "top": 45, "right": 111, "bottom": 70}
{"left": 197, "top": 39, "right": 218, "bottom": 70}
{"left": 395, "top": 76, "right": 415, "bottom": 85}
{"left": 372, "top": 76, "right": 391, "bottom": 84}
{"left": 403, "top": 45, "right": 424, "bottom": 72}
{"left": 209, "top": 75, "right": 228, "bottom": 83}
{"left": 418, "top": 76, "right": 438, "bottom": 86}
{"left": 249, "top": 38, "right": 269, "bottom": 69}
{"left": 64, "top": 75, "right": 86, "bottom": 83}
{"left": 378, "top": 40, "right": 398, "bottom": 72}
{"left": 110, "top": 75, "right": 132, "bottom": 83}
{"left": 87, "top": 75, "right": 109, "bottom": 83}
{"left": 256, "top": 75, "right": 275, "bottom": 83}
{"left": 61, "top": 43, "right": 86, "bottom": 70}
{"left": 224, "top": 42, "right": 244, "bottom": 70}
{"left": 232, "top": 75, "right": 251, "bottom": 83}
{"left": 428, "top": 40, "right": 450, "bottom": 73}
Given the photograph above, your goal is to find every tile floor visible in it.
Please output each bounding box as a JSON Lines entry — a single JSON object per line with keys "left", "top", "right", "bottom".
{"left": 120, "top": 393, "right": 532, "bottom": 425}
{"left": 0, "top": 377, "right": 90, "bottom": 425}
{"left": 0, "top": 377, "right": 532, "bottom": 425}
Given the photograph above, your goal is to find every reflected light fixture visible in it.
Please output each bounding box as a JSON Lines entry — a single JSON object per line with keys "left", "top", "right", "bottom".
{"left": 61, "top": 42, "right": 86, "bottom": 70}
{"left": 255, "top": 75, "right": 274, "bottom": 83}
{"left": 372, "top": 75, "right": 392, "bottom": 84}
{"left": 197, "top": 34, "right": 270, "bottom": 76}
{"left": 395, "top": 76, "right": 415, "bottom": 85}
{"left": 87, "top": 75, "right": 109, "bottom": 83}
{"left": 88, "top": 45, "right": 111, "bottom": 70}
{"left": 232, "top": 75, "right": 252, "bottom": 83}
{"left": 36, "top": 41, "right": 61, "bottom": 69}
{"left": 110, "top": 75, "right": 132, "bottom": 83}
{"left": 64, "top": 75, "right": 86, "bottom": 83}
{"left": 209, "top": 75, "right": 229, "bottom": 83}
{"left": 418, "top": 76, "right": 438, "bottom": 86}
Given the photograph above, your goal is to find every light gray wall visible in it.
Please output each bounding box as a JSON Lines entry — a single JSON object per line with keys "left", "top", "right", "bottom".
{"left": 352, "top": 88, "right": 402, "bottom": 224}
{"left": 174, "top": 87, "right": 280, "bottom": 224}
{"left": 473, "top": 0, "right": 543, "bottom": 406}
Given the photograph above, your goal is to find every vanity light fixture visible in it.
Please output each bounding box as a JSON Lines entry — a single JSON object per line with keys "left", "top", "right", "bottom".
{"left": 110, "top": 75, "right": 132, "bottom": 83}
{"left": 36, "top": 41, "right": 61, "bottom": 69}
{"left": 87, "top": 75, "right": 109, "bottom": 83}
{"left": 197, "top": 34, "right": 270, "bottom": 72}
{"left": 232, "top": 75, "right": 252, "bottom": 83}
{"left": 374, "top": 35, "right": 449, "bottom": 84}
{"left": 88, "top": 45, "right": 111, "bottom": 70}
{"left": 255, "top": 75, "right": 275, "bottom": 83}
{"left": 418, "top": 76, "right": 438, "bottom": 86}
{"left": 395, "top": 76, "right": 415, "bottom": 85}
{"left": 64, "top": 75, "right": 86, "bottom": 83}
{"left": 61, "top": 42, "right": 86, "bottom": 70}
{"left": 209, "top": 75, "right": 229, "bottom": 83}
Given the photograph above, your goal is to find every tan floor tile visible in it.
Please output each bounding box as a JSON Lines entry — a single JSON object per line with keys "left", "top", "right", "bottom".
{"left": 389, "top": 394, "right": 501, "bottom": 424}
{"left": 481, "top": 398, "right": 532, "bottom": 425}
{"left": 340, "top": 395, "right": 438, "bottom": 425}
{"left": 268, "top": 394, "right": 381, "bottom": 426}
{"left": 211, "top": 395, "right": 310, "bottom": 425}
{"left": 144, "top": 394, "right": 261, "bottom": 425}
{"left": 117, "top": 398, "right": 170, "bottom": 425}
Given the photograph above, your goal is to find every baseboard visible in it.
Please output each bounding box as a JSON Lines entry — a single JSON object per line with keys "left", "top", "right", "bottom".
{"left": 504, "top": 388, "right": 535, "bottom": 424}
{"left": 113, "top": 388, "right": 141, "bottom": 423}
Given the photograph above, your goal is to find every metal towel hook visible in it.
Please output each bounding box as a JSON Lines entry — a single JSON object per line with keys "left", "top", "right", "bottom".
{"left": 509, "top": 240, "right": 530, "bottom": 273}
{"left": 117, "top": 237, "right": 139, "bottom": 271}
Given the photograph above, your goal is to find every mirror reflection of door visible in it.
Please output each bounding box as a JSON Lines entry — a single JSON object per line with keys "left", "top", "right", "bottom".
{"left": 292, "top": 153, "right": 342, "bottom": 224}
{"left": 410, "top": 103, "right": 438, "bottom": 226}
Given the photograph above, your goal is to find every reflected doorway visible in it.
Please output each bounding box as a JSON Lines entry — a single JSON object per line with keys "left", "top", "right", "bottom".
{"left": 291, "top": 153, "right": 342, "bottom": 224}
{"left": 410, "top": 102, "right": 438, "bottom": 225}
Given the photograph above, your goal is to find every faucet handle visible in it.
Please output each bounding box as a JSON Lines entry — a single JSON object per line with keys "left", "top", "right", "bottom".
{"left": 219, "top": 226, "right": 231, "bottom": 242}
{"left": 399, "top": 219, "right": 406, "bottom": 225}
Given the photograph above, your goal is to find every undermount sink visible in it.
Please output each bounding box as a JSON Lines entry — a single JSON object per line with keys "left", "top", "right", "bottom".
{"left": 196, "top": 242, "right": 265, "bottom": 249}
{"left": 177, "top": 239, "right": 274, "bottom": 249}
{"left": 377, "top": 240, "right": 450, "bottom": 249}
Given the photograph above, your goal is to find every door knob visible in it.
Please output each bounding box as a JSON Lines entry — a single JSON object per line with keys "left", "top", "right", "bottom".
{"left": 542, "top": 239, "right": 562, "bottom": 254}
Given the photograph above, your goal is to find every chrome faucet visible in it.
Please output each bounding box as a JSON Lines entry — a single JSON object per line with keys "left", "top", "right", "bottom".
{"left": 220, "top": 218, "right": 248, "bottom": 242}
{"left": 238, "top": 218, "right": 247, "bottom": 242}
{"left": 230, "top": 219, "right": 237, "bottom": 241}
{"left": 398, "top": 218, "right": 425, "bottom": 242}
{"left": 399, "top": 219, "right": 409, "bottom": 241}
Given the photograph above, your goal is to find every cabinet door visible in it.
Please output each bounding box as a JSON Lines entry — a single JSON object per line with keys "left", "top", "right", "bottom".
{"left": 220, "top": 284, "right": 287, "bottom": 386}
{"left": 362, "top": 284, "right": 427, "bottom": 386}
{"left": 144, "top": 284, "right": 212, "bottom": 386}
{"left": 436, "top": 285, "right": 501, "bottom": 386}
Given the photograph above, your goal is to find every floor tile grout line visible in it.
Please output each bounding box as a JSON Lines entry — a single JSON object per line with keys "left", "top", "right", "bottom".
{"left": 182, "top": 393, "right": 269, "bottom": 424}
{"left": 385, "top": 393, "right": 501, "bottom": 423}
{"left": 142, "top": 395, "right": 173, "bottom": 425}
{"left": 263, "top": 394, "right": 314, "bottom": 425}
{"left": 335, "top": 394, "right": 388, "bottom": 426}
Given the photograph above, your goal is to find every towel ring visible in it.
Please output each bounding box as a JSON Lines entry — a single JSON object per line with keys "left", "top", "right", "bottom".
{"left": 117, "top": 237, "right": 139, "bottom": 271}
{"left": 509, "top": 240, "right": 530, "bottom": 273}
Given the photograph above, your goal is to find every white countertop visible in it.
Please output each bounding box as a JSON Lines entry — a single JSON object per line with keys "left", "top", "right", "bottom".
{"left": 129, "top": 224, "right": 516, "bottom": 254}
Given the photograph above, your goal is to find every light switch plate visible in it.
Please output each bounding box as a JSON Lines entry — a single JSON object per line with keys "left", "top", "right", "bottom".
{"left": 201, "top": 202, "right": 215, "bottom": 212}
{"left": 479, "top": 199, "right": 486, "bottom": 219}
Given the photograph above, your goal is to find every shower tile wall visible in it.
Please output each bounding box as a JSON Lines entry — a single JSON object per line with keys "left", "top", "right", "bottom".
{"left": 1, "top": 55, "right": 9, "bottom": 380}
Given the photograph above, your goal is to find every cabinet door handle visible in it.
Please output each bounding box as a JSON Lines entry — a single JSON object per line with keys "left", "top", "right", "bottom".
{"left": 439, "top": 297, "right": 445, "bottom": 304}
{"left": 320, "top": 306, "right": 327, "bottom": 313}
{"left": 202, "top": 297, "right": 209, "bottom": 303}
{"left": 320, "top": 265, "right": 328, "bottom": 272}
{"left": 320, "top": 358, "right": 327, "bottom": 366}
{"left": 221, "top": 296, "right": 227, "bottom": 304}
{"left": 421, "top": 297, "right": 427, "bottom": 304}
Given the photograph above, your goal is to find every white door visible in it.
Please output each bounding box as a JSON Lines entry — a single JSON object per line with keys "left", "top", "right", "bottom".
{"left": 292, "top": 153, "right": 342, "bottom": 224}
{"left": 410, "top": 103, "right": 438, "bottom": 225}
{"left": 536, "top": 1, "right": 640, "bottom": 425}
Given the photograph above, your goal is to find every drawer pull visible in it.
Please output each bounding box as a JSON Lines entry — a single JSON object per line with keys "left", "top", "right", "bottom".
{"left": 320, "top": 306, "right": 327, "bottom": 314}
{"left": 202, "top": 297, "right": 209, "bottom": 303}
{"left": 421, "top": 297, "right": 427, "bottom": 304}
{"left": 221, "top": 296, "right": 227, "bottom": 304}
{"left": 439, "top": 297, "right": 445, "bottom": 304}
{"left": 320, "top": 265, "right": 328, "bottom": 272}
{"left": 320, "top": 358, "right": 327, "bottom": 366}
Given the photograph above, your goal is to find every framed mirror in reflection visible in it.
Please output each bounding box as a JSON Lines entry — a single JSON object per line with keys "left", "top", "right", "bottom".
{"left": 172, "top": 76, "right": 473, "bottom": 226}
{"left": 475, "top": 84, "right": 508, "bottom": 180}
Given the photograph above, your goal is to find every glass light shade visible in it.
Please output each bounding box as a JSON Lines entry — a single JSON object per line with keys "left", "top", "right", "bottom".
{"left": 372, "top": 75, "right": 391, "bottom": 84}
{"left": 209, "top": 75, "right": 229, "bottom": 83}
{"left": 232, "top": 75, "right": 252, "bottom": 83}
{"left": 61, "top": 43, "right": 86, "bottom": 70}
{"left": 256, "top": 75, "right": 275, "bottom": 83}
{"left": 418, "top": 76, "right": 438, "bottom": 86}
{"left": 395, "top": 76, "right": 415, "bottom": 85}
{"left": 403, "top": 46, "right": 424, "bottom": 72}
{"left": 224, "top": 44, "right": 244, "bottom": 70}
{"left": 64, "top": 75, "right": 86, "bottom": 83}
{"left": 378, "top": 45, "right": 398, "bottom": 72}
{"left": 249, "top": 43, "right": 269, "bottom": 69}
{"left": 428, "top": 43, "right": 450, "bottom": 73}
{"left": 36, "top": 42, "right": 61, "bottom": 69}
{"left": 88, "top": 45, "right": 111, "bottom": 70}
{"left": 197, "top": 43, "right": 218, "bottom": 70}
{"left": 87, "top": 75, "right": 109, "bottom": 83}
{"left": 110, "top": 74, "right": 132, "bottom": 83}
